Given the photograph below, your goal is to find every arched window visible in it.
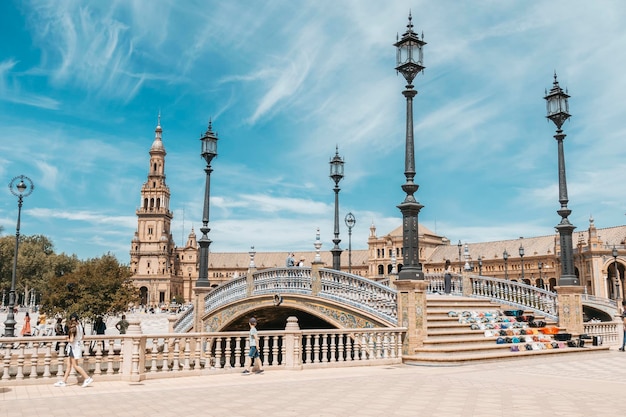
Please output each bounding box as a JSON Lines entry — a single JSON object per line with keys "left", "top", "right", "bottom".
{"left": 156, "top": 198, "right": 161, "bottom": 209}
{"left": 378, "top": 265, "right": 384, "bottom": 275}
{"left": 387, "top": 264, "right": 393, "bottom": 274}
{"left": 150, "top": 198, "right": 154, "bottom": 208}
{"left": 143, "top": 198, "right": 148, "bottom": 209}
{"left": 153, "top": 163, "right": 157, "bottom": 172}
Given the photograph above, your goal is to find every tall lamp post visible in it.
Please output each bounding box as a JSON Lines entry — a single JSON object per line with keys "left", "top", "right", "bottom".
{"left": 457, "top": 240, "right": 463, "bottom": 274}
{"left": 4, "top": 175, "right": 34, "bottom": 337}
{"left": 545, "top": 73, "right": 578, "bottom": 285}
{"left": 329, "top": 147, "right": 344, "bottom": 271}
{"left": 613, "top": 246, "right": 620, "bottom": 300}
{"left": 197, "top": 122, "right": 218, "bottom": 288}
{"left": 344, "top": 212, "right": 356, "bottom": 273}
{"left": 538, "top": 262, "right": 543, "bottom": 288}
{"left": 519, "top": 244, "right": 525, "bottom": 280}
{"left": 394, "top": 13, "right": 426, "bottom": 280}
{"left": 503, "top": 250, "right": 509, "bottom": 280}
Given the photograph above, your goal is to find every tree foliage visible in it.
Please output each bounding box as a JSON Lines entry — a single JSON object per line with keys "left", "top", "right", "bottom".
{"left": 0, "top": 235, "right": 77, "bottom": 302}
{"left": 0, "top": 235, "right": 138, "bottom": 319}
{"left": 42, "top": 253, "right": 137, "bottom": 319}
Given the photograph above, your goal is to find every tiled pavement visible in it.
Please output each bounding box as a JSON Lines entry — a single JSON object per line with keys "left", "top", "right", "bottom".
{"left": 2, "top": 350, "right": 625, "bottom": 417}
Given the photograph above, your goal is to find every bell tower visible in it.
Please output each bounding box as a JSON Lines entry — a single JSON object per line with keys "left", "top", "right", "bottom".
{"left": 130, "top": 117, "right": 181, "bottom": 306}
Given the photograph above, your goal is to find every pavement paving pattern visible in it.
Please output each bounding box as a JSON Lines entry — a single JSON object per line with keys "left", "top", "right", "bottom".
{"left": 1, "top": 350, "right": 623, "bottom": 417}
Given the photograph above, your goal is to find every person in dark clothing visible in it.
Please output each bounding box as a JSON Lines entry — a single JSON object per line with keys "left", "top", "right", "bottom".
{"left": 444, "top": 259, "right": 452, "bottom": 295}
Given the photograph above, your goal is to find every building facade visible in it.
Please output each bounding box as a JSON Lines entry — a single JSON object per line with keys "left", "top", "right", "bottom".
{"left": 130, "top": 123, "right": 626, "bottom": 305}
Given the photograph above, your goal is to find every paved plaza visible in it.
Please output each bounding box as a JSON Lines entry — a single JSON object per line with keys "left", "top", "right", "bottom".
{"left": 1, "top": 350, "right": 624, "bottom": 417}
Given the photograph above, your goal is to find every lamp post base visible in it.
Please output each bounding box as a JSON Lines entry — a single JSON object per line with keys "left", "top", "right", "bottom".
{"left": 398, "top": 267, "right": 424, "bottom": 281}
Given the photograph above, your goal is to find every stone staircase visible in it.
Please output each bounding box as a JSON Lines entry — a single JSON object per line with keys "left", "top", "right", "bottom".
{"left": 403, "top": 295, "right": 609, "bottom": 365}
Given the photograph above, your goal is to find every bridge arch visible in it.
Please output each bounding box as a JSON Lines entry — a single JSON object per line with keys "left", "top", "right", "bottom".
{"left": 201, "top": 293, "right": 395, "bottom": 332}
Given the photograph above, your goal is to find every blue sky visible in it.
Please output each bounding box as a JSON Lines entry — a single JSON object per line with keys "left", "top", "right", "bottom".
{"left": 1, "top": 1, "right": 625, "bottom": 264}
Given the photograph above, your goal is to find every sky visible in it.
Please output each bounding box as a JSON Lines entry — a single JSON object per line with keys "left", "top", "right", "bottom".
{"left": 1, "top": 0, "right": 626, "bottom": 265}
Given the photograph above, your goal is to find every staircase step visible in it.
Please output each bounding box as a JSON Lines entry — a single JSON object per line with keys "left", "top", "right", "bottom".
{"left": 404, "top": 345, "right": 609, "bottom": 365}
{"left": 404, "top": 294, "right": 594, "bottom": 365}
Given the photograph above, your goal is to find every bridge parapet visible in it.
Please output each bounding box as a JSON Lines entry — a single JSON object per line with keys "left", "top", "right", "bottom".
{"left": 317, "top": 268, "right": 397, "bottom": 323}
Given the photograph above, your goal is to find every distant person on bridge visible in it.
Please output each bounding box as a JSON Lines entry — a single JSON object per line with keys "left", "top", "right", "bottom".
{"left": 286, "top": 253, "right": 295, "bottom": 267}
{"left": 242, "top": 317, "right": 263, "bottom": 375}
{"left": 444, "top": 259, "right": 452, "bottom": 295}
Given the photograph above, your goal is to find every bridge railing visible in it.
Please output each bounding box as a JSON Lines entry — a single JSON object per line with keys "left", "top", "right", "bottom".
{"left": 175, "top": 268, "right": 399, "bottom": 332}
{"left": 317, "top": 268, "right": 397, "bottom": 323}
{"left": 0, "top": 321, "right": 404, "bottom": 385}
{"left": 421, "top": 273, "right": 558, "bottom": 321}
{"left": 467, "top": 275, "right": 558, "bottom": 321}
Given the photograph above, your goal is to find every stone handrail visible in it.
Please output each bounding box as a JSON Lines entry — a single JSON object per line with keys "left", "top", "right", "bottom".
{"left": 0, "top": 321, "right": 404, "bottom": 385}
{"left": 583, "top": 321, "right": 620, "bottom": 346}
{"left": 467, "top": 275, "right": 558, "bottom": 321}
{"left": 317, "top": 268, "right": 397, "bottom": 323}
{"left": 174, "top": 267, "right": 398, "bottom": 332}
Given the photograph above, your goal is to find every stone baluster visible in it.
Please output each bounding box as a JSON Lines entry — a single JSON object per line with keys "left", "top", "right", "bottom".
{"left": 271, "top": 335, "right": 279, "bottom": 367}
{"left": 171, "top": 338, "right": 180, "bottom": 372}
{"left": 214, "top": 337, "right": 222, "bottom": 369}
{"left": 183, "top": 337, "right": 191, "bottom": 370}
{"left": 227, "top": 336, "right": 236, "bottom": 369}
{"left": 149, "top": 338, "right": 158, "bottom": 373}
{"left": 28, "top": 344, "right": 38, "bottom": 380}
{"left": 16, "top": 343, "right": 25, "bottom": 380}
{"left": 43, "top": 343, "right": 52, "bottom": 378}
{"left": 320, "top": 334, "right": 328, "bottom": 363}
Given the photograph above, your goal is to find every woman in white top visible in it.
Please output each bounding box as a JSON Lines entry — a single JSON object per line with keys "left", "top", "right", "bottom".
{"left": 54, "top": 314, "right": 93, "bottom": 387}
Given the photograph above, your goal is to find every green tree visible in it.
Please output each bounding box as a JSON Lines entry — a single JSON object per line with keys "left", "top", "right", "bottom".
{"left": 0, "top": 234, "right": 76, "bottom": 304}
{"left": 42, "top": 253, "right": 137, "bottom": 319}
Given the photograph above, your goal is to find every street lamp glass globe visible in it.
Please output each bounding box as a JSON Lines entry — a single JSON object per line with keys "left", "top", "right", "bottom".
{"left": 344, "top": 212, "right": 356, "bottom": 228}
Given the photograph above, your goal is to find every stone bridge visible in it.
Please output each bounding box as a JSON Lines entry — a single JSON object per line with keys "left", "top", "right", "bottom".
{"left": 174, "top": 266, "right": 618, "bottom": 333}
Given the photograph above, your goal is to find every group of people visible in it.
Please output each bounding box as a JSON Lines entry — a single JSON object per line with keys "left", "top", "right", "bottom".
{"left": 286, "top": 253, "right": 305, "bottom": 267}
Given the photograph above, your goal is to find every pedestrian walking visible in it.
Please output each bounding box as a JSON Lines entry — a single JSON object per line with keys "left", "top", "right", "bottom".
{"left": 54, "top": 313, "right": 93, "bottom": 387}
{"left": 21, "top": 312, "right": 32, "bottom": 336}
{"left": 286, "top": 252, "right": 295, "bottom": 267}
{"left": 115, "top": 314, "right": 129, "bottom": 334}
{"left": 242, "top": 317, "right": 263, "bottom": 375}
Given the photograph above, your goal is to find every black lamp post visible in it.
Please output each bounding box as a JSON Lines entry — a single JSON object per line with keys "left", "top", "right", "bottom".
{"left": 503, "top": 250, "right": 509, "bottom": 280}
{"left": 344, "top": 212, "right": 355, "bottom": 273}
{"left": 613, "top": 246, "right": 620, "bottom": 300}
{"left": 4, "top": 175, "right": 34, "bottom": 337}
{"left": 538, "top": 262, "right": 543, "bottom": 288}
{"left": 394, "top": 13, "right": 426, "bottom": 280}
{"left": 329, "top": 146, "right": 344, "bottom": 271}
{"left": 478, "top": 256, "right": 483, "bottom": 276}
{"left": 457, "top": 240, "right": 462, "bottom": 273}
{"left": 197, "top": 121, "right": 218, "bottom": 288}
{"left": 545, "top": 73, "right": 578, "bottom": 286}
{"left": 519, "top": 244, "right": 525, "bottom": 280}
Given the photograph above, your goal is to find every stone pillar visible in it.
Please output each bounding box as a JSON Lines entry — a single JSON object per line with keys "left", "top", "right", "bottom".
{"left": 311, "top": 262, "right": 322, "bottom": 296}
{"left": 555, "top": 285, "right": 584, "bottom": 334}
{"left": 193, "top": 286, "right": 211, "bottom": 332}
{"left": 167, "top": 315, "right": 177, "bottom": 333}
{"left": 395, "top": 280, "right": 429, "bottom": 355}
{"left": 462, "top": 271, "right": 472, "bottom": 297}
{"left": 246, "top": 269, "right": 255, "bottom": 297}
{"left": 283, "top": 316, "right": 303, "bottom": 370}
{"left": 121, "top": 318, "right": 145, "bottom": 382}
